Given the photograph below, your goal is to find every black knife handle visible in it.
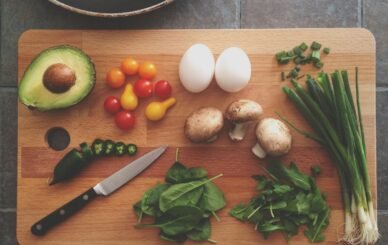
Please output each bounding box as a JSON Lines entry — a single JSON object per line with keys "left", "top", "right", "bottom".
{"left": 31, "top": 187, "right": 98, "bottom": 236}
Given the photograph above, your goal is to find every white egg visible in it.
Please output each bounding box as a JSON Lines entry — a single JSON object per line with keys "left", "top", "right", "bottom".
{"left": 215, "top": 47, "right": 251, "bottom": 93}
{"left": 179, "top": 44, "right": 215, "bottom": 93}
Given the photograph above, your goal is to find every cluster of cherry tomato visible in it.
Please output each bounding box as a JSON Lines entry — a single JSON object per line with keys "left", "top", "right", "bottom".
{"left": 104, "top": 58, "right": 173, "bottom": 130}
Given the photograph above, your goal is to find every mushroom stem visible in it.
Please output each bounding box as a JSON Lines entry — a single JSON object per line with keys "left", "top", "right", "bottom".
{"left": 229, "top": 122, "right": 250, "bottom": 141}
{"left": 251, "top": 142, "right": 267, "bottom": 159}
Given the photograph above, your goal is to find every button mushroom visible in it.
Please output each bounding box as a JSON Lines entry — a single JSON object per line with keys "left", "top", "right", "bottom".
{"left": 184, "top": 107, "right": 224, "bottom": 143}
{"left": 252, "top": 118, "right": 292, "bottom": 158}
{"left": 225, "top": 100, "right": 263, "bottom": 141}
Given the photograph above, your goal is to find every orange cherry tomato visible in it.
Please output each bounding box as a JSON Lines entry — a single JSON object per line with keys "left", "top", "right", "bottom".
{"left": 106, "top": 68, "right": 125, "bottom": 89}
{"left": 121, "top": 58, "right": 139, "bottom": 76}
{"left": 139, "top": 62, "right": 157, "bottom": 80}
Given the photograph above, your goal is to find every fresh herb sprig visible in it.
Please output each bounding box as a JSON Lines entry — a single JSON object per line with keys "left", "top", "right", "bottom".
{"left": 134, "top": 149, "right": 225, "bottom": 244}
{"left": 230, "top": 160, "right": 330, "bottom": 243}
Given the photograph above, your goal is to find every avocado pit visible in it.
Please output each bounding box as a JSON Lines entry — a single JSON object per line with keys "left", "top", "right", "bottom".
{"left": 43, "top": 63, "right": 76, "bottom": 93}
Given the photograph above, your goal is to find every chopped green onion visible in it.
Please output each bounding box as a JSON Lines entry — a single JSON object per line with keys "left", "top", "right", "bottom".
{"left": 295, "top": 65, "right": 301, "bottom": 72}
{"left": 287, "top": 50, "right": 295, "bottom": 57}
{"left": 279, "top": 56, "right": 292, "bottom": 64}
{"left": 323, "top": 47, "right": 330, "bottom": 54}
{"left": 314, "top": 61, "right": 324, "bottom": 69}
{"left": 293, "top": 46, "right": 303, "bottom": 56}
{"left": 299, "top": 42, "right": 308, "bottom": 51}
{"left": 281, "top": 72, "right": 286, "bottom": 81}
{"left": 310, "top": 41, "right": 322, "bottom": 51}
{"left": 287, "top": 69, "right": 299, "bottom": 79}
{"left": 311, "top": 50, "right": 320, "bottom": 63}
{"left": 276, "top": 51, "right": 287, "bottom": 60}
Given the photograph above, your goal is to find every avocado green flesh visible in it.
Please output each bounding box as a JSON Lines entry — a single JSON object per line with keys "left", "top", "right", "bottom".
{"left": 19, "top": 46, "right": 95, "bottom": 111}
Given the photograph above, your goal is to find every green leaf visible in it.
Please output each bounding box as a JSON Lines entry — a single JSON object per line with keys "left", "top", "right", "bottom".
{"left": 199, "top": 182, "right": 226, "bottom": 213}
{"left": 273, "top": 184, "right": 292, "bottom": 195}
{"left": 166, "top": 162, "right": 208, "bottom": 184}
{"left": 229, "top": 204, "right": 249, "bottom": 221}
{"left": 159, "top": 175, "right": 222, "bottom": 212}
{"left": 133, "top": 201, "right": 143, "bottom": 223}
{"left": 136, "top": 206, "right": 203, "bottom": 236}
{"left": 160, "top": 232, "right": 187, "bottom": 243}
{"left": 252, "top": 175, "right": 272, "bottom": 190}
{"left": 304, "top": 208, "right": 330, "bottom": 243}
{"left": 187, "top": 218, "right": 211, "bottom": 241}
{"left": 268, "top": 161, "right": 311, "bottom": 191}
{"left": 141, "top": 183, "right": 170, "bottom": 216}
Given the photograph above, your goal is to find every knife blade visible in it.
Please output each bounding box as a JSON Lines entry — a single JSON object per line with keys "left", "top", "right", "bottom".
{"left": 31, "top": 145, "right": 167, "bottom": 236}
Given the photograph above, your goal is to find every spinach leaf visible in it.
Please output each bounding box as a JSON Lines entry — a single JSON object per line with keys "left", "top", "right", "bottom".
{"left": 268, "top": 161, "right": 311, "bottom": 191}
{"left": 141, "top": 183, "right": 170, "bottom": 216}
{"left": 160, "top": 232, "right": 187, "bottom": 243}
{"left": 136, "top": 205, "right": 203, "bottom": 236}
{"left": 187, "top": 218, "right": 211, "bottom": 241}
{"left": 166, "top": 162, "right": 208, "bottom": 184}
{"left": 133, "top": 201, "right": 143, "bottom": 223}
{"left": 199, "top": 182, "right": 226, "bottom": 213}
{"left": 229, "top": 204, "right": 249, "bottom": 221}
{"left": 159, "top": 175, "right": 222, "bottom": 212}
{"left": 304, "top": 208, "right": 330, "bottom": 243}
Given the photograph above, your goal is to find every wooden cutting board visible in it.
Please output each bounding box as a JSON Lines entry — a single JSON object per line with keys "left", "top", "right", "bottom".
{"left": 17, "top": 29, "right": 376, "bottom": 244}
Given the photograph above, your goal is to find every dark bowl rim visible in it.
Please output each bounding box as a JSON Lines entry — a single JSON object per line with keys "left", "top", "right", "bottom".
{"left": 48, "top": 0, "right": 174, "bottom": 18}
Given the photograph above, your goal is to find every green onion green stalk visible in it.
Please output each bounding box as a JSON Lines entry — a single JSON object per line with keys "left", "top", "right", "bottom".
{"left": 281, "top": 68, "right": 379, "bottom": 244}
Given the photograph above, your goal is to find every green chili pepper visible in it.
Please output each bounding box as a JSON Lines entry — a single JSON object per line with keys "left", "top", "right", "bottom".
{"left": 92, "top": 139, "right": 105, "bottom": 157}
{"left": 115, "top": 142, "right": 126, "bottom": 156}
{"left": 104, "top": 140, "right": 115, "bottom": 155}
{"left": 49, "top": 149, "right": 88, "bottom": 185}
{"left": 127, "top": 144, "right": 138, "bottom": 156}
{"left": 80, "top": 142, "right": 94, "bottom": 161}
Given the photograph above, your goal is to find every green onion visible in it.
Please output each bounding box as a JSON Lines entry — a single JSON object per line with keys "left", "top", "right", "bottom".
{"left": 311, "top": 41, "right": 322, "bottom": 51}
{"left": 314, "top": 61, "right": 324, "bottom": 69}
{"left": 281, "top": 72, "right": 286, "bottom": 81}
{"left": 311, "top": 50, "right": 320, "bottom": 63}
{"left": 293, "top": 46, "right": 303, "bottom": 56}
{"left": 299, "top": 42, "right": 308, "bottom": 51}
{"left": 282, "top": 69, "right": 380, "bottom": 244}
{"left": 323, "top": 47, "right": 330, "bottom": 54}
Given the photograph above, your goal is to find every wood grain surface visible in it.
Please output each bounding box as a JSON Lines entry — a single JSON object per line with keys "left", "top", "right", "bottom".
{"left": 17, "top": 29, "right": 376, "bottom": 244}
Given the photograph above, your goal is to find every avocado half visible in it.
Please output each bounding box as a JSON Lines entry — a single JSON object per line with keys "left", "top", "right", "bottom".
{"left": 19, "top": 45, "right": 96, "bottom": 111}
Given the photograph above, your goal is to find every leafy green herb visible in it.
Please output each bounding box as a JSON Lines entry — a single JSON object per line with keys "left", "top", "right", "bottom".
{"left": 230, "top": 161, "right": 330, "bottom": 243}
{"left": 160, "top": 174, "right": 222, "bottom": 212}
{"left": 166, "top": 162, "right": 208, "bottom": 184}
{"left": 141, "top": 183, "right": 170, "bottom": 216}
{"left": 133, "top": 149, "right": 225, "bottom": 243}
{"left": 186, "top": 218, "right": 212, "bottom": 242}
{"left": 136, "top": 206, "right": 203, "bottom": 236}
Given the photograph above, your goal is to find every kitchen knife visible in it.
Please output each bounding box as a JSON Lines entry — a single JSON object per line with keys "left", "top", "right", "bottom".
{"left": 31, "top": 145, "right": 167, "bottom": 236}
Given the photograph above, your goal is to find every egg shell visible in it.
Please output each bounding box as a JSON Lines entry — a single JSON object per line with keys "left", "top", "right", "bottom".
{"left": 215, "top": 47, "right": 251, "bottom": 93}
{"left": 179, "top": 44, "right": 215, "bottom": 93}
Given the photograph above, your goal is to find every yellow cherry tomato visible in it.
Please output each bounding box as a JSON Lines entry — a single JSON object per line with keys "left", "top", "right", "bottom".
{"left": 139, "top": 62, "right": 157, "bottom": 80}
{"left": 120, "top": 84, "right": 138, "bottom": 111}
{"left": 121, "top": 57, "right": 139, "bottom": 76}
{"left": 145, "top": 97, "right": 176, "bottom": 121}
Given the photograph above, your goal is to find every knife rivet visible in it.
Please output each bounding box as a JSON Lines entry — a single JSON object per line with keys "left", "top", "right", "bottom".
{"left": 59, "top": 209, "right": 66, "bottom": 215}
{"left": 36, "top": 224, "right": 42, "bottom": 230}
{"left": 83, "top": 194, "right": 89, "bottom": 200}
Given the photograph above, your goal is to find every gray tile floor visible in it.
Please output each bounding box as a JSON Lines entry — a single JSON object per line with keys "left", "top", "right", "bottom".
{"left": 1, "top": 0, "right": 387, "bottom": 244}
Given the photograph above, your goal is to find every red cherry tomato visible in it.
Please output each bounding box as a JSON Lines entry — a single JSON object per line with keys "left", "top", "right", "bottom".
{"left": 104, "top": 96, "right": 121, "bottom": 114}
{"left": 134, "top": 79, "right": 153, "bottom": 98}
{"left": 115, "top": 111, "right": 135, "bottom": 130}
{"left": 154, "top": 80, "right": 172, "bottom": 99}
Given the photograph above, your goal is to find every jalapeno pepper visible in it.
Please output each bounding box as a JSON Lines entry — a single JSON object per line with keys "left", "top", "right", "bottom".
{"left": 50, "top": 140, "right": 138, "bottom": 185}
{"left": 92, "top": 139, "right": 105, "bottom": 157}
{"left": 115, "top": 142, "right": 126, "bottom": 156}
{"left": 80, "top": 142, "right": 94, "bottom": 161}
{"left": 104, "top": 140, "right": 115, "bottom": 155}
{"left": 49, "top": 149, "right": 88, "bottom": 185}
{"left": 127, "top": 144, "right": 138, "bottom": 156}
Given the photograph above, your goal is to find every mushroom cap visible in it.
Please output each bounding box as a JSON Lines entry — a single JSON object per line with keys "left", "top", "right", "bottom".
{"left": 184, "top": 107, "right": 224, "bottom": 143}
{"left": 225, "top": 100, "right": 263, "bottom": 123}
{"left": 255, "top": 118, "right": 292, "bottom": 156}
